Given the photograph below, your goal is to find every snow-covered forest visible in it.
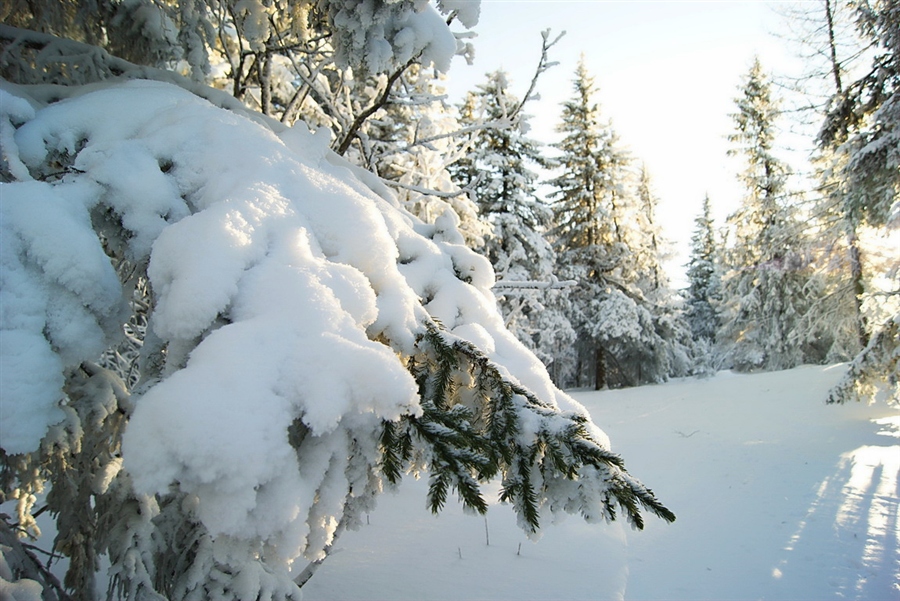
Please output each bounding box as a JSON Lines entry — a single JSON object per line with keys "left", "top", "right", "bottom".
{"left": 0, "top": 1, "right": 897, "bottom": 599}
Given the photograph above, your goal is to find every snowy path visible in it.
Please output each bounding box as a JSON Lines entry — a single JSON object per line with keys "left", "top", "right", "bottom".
{"left": 302, "top": 365, "right": 899, "bottom": 600}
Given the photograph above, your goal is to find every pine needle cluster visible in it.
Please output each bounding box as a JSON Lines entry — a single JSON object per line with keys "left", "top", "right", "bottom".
{"left": 379, "top": 320, "right": 676, "bottom": 533}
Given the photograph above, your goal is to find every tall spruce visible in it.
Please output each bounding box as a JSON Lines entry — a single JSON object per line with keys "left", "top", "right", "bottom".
{"left": 719, "top": 58, "right": 822, "bottom": 371}
{"left": 684, "top": 195, "right": 724, "bottom": 374}
{"left": 451, "top": 70, "right": 575, "bottom": 376}
{"left": 632, "top": 167, "right": 693, "bottom": 381}
{"left": 548, "top": 58, "right": 630, "bottom": 389}
{"left": 453, "top": 70, "right": 553, "bottom": 277}
{"left": 548, "top": 60, "right": 689, "bottom": 388}
{"left": 685, "top": 195, "right": 722, "bottom": 343}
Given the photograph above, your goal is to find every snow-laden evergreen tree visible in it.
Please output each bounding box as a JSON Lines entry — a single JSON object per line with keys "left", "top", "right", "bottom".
{"left": 362, "top": 64, "right": 490, "bottom": 248}
{"left": 0, "top": 0, "right": 479, "bottom": 92}
{"left": 684, "top": 195, "right": 724, "bottom": 375}
{"left": 630, "top": 167, "right": 693, "bottom": 382}
{"left": 718, "top": 58, "right": 825, "bottom": 372}
{"left": 685, "top": 195, "right": 722, "bottom": 344}
{"left": 775, "top": 0, "right": 873, "bottom": 363}
{"left": 2, "top": 2, "right": 493, "bottom": 242}
{"left": 547, "top": 60, "right": 688, "bottom": 389}
{"left": 820, "top": 0, "right": 900, "bottom": 231}
{"left": 451, "top": 69, "right": 575, "bottom": 379}
{"left": 453, "top": 70, "right": 551, "bottom": 273}
{"left": 0, "top": 5, "right": 677, "bottom": 599}
{"left": 632, "top": 167, "right": 666, "bottom": 291}
{"left": 820, "top": 0, "right": 900, "bottom": 406}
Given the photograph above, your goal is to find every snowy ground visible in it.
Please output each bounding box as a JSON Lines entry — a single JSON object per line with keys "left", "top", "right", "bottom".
{"left": 302, "top": 365, "right": 899, "bottom": 600}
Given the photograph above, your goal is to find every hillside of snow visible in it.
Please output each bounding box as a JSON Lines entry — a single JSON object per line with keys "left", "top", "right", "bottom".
{"left": 301, "top": 364, "right": 899, "bottom": 600}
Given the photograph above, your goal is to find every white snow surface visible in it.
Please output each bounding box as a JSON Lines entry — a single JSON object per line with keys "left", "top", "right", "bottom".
{"left": 1, "top": 79, "right": 582, "bottom": 561}
{"left": 302, "top": 365, "right": 900, "bottom": 601}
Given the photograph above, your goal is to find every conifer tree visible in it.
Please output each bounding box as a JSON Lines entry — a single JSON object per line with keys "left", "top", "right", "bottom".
{"left": 719, "top": 59, "right": 823, "bottom": 371}
{"left": 777, "top": 0, "right": 871, "bottom": 360}
{"left": 548, "top": 59, "right": 628, "bottom": 389}
{"left": 453, "top": 70, "right": 552, "bottom": 274}
{"left": 451, "top": 69, "right": 574, "bottom": 373}
{"left": 549, "top": 59, "right": 629, "bottom": 256}
{"left": 685, "top": 195, "right": 722, "bottom": 343}
{"left": 634, "top": 169, "right": 662, "bottom": 283}
{"left": 0, "top": 6, "right": 680, "bottom": 599}
{"left": 819, "top": 0, "right": 900, "bottom": 230}
{"left": 367, "top": 65, "right": 490, "bottom": 248}
{"left": 820, "top": 0, "right": 900, "bottom": 405}
{"left": 547, "top": 60, "right": 689, "bottom": 388}
{"left": 631, "top": 167, "right": 693, "bottom": 381}
{"left": 684, "top": 195, "right": 724, "bottom": 374}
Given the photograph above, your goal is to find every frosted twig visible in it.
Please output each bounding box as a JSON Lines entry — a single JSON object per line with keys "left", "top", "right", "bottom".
{"left": 675, "top": 430, "right": 700, "bottom": 438}
{"left": 509, "top": 29, "right": 566, "bottom": 121}
{"left": 493, "top": 277, "right": 577, "bottom": 290}
{"left": 381, "top": 179, "right": 469, "bottom": 199}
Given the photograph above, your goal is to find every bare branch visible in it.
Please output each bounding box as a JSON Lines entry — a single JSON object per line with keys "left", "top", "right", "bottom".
{"left": 335, "top": 53, "right": 420, "bottom": 156}
{"left": 509, "top": 29, "right": 566, "bottom": 121}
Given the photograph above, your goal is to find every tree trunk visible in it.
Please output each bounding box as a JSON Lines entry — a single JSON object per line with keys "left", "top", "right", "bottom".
{"left": 847, "top": 226, "right": 869, "bottom": 348}
{"left": 824, "top": 0, "right": 843, "bottom": 94}
{"left": 594, "top": 346, "right": 606, "bottom": 390}
{"left": 260, "top": 49, "right": 272, "bottom": 116}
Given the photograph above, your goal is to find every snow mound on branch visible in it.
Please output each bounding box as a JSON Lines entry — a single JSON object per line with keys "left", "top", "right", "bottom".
{"left": 1, "top": 78, "right": 587, "bottom": 560}
{"left": 0, "top": 178, "right": 123, "bottom": 453}
{"left": 328, "top": 1, "right": 460, "bottom": 73}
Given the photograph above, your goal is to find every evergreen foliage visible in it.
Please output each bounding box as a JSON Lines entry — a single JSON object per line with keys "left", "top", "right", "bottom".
{"left": 827, "top": 315, "right": 900, "bottom": 407}
{"left": 0, "top": 4, "right": 679, "bottom": 599}
{"left": 366, "top": 64, "right": 491, "bottom": 248}
{"left": 817, "top": 0, "right": 900, "bottom": 404}
{"left": 451, "top": 69, "right": 574, "bottom": 376}
{"left": 0, "top": 0, "right": 478, "bottom": 205}
{"left": 397, "top": 321, "right": 676, "bottom": 531}
{"left": 819, "top": 0, "right": 900, "bottom": 229}
{"left": 546, "top": 60, "right": 691, "bottom": 389}
{"left": 685, "top": 195, "right": 722, "bottom": 344}
{"left": 718, "top": 58, "right": 825, "bottom": 371}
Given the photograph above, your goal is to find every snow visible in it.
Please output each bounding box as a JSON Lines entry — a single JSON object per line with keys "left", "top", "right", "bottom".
{"left": 3, "top": 72, "right": 896, "bottom": 598}
{"left": 327, "top": 1, "right": 462, "bottom": 74}
{"left": 301, "top": 365, "right": 900, "bottom": 601}
{"left": 0, "top": 179, "right": 124, "bottom": 453}
{"left": 2, "top": 77, "right": 611, "bottom": 579}
{"left": 438, "top": 0, "right": 482, "bottom": 29}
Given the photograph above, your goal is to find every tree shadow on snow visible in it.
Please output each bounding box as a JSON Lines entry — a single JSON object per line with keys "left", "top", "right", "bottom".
{"left": 768, "top": 414, "right": 900, "bottom": 600}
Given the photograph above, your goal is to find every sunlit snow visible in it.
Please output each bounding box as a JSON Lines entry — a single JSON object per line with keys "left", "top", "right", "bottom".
{"left": 1, "top": 78, "right": 601, "bottom": 570}
{"left": 302, "top": 365, "right": 900, "bottom": 601}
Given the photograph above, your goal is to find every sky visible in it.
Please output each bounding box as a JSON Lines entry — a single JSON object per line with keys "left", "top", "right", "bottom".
{"left": 442, "top": 0, "right": 806, "bottom": 286}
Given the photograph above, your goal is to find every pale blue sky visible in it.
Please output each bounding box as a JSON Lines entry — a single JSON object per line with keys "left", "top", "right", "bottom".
{"left": 444, "top": 1, "right": 803, "bottom": 284}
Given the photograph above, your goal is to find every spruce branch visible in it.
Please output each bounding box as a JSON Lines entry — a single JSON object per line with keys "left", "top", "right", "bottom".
{"left": 0, "top": 517, "right": 73, "bottom": 601}
{"left": 400, "top": 319, "right": 675, "bottom": 533}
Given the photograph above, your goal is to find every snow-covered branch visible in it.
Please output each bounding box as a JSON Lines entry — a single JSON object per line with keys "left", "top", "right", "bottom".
{"left": 509, "top": 29, "right": 566, "bottom": 121}
{"left": 0, "top": 24, "right": 284, "bottom": 131}
{"left": 493, "top": 277, "right": 577, "bottom": 290}
{"left": 381, "top": 179, "right": 470, "bottom": 198}
{"left": 0, "top": 77, "right": 674, "bottom": 599}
